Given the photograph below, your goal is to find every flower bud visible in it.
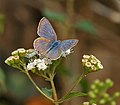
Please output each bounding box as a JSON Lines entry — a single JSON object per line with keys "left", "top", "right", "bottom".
{"left": 11, "top": 50, "right": 18, "bottom": 56}
{"left": 5, "top": 56, "right": 19, "bottom": 66}
{"left": 114, "top": 92, "right": 120, "bottom": 97}
{"left": 99, "top": 99, "right": 106, "bottom": 104}
{"left": 17, "top": 48, "right": 26, "bottom": 57}
{"left": 83, "top": 102, "right": 90, "bottom": 105}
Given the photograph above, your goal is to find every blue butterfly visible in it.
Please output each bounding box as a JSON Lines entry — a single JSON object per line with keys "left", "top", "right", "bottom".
{"left": 33, "top": 17, "right": 78, "bottom": 60}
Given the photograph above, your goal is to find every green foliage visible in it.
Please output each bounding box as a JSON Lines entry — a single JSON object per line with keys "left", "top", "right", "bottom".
{"left": 74, "top": 20, "right": 96, "bottom": 35}
{"left": 88, "top": 79, "right": 120, "bottom": 105}
{"left": 0, "top": 67, "right": 7, "bottom": 94}
{"left": 42, "top": 10, "right": 67, "bottom": 22}
{"left": 8, "top": 72, "right": 33, "bottom": 98}
{"left": 42, "top": 87, "right": 52, "bottom": 97}
{"left": 59, "top": 91, "right": 87, "bottom": 102}
{"left": 0, "top": 14, "right": 4, "bottom": 33}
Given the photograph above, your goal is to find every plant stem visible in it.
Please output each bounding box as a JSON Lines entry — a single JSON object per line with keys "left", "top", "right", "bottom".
{"left": 25, "top": 70, "right": 54, "bottom": 102}
{"left": 58, "top": 72, "right": 86, "bottom": 103}
{"left": 49, "top": 74, "right": 59, "bottom": 105}
{"left": 68, "top": 72, "right": 86, "bottom": 93}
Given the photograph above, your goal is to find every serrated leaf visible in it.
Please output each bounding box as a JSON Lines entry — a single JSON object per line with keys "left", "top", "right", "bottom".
{"left": 42, "top": 10, "right": 66, "bottom": 22}
{"left": 42, "top": 87, "right": 52, "bottom": 97}
{"left": 59, "top": 91, "right": 87, "bottom": 102}
{"left": 74, "top": 20, "right": 96, "bottom": 35}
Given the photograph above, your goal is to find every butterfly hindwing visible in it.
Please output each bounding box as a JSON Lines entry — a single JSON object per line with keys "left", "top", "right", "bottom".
{"left": 46, "top": 45, "right": 62, "bottom": 60}
{"left": 33, "top": 37, "right": 51, "bottom": 55}
{"left": 60, "top": 39, "right": 79, "bottom": 52}
{"left": 37, "top": 17, "right": 57, "bottom": 42}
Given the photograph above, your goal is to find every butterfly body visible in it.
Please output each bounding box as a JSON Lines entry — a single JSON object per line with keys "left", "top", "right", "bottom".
{"left": 33, "top": 17, "right": 79, "bottom": 60}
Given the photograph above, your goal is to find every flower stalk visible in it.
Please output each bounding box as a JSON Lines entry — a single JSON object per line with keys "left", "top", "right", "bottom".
{"left": 24, "top": 67, "right": 54, "bottom": 102}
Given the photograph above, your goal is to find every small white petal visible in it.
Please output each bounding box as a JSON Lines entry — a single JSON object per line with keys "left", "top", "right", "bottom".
{"left": 62, "top": 49, "right": 72, "bottom": 57}
{"left": 27, "top": 62, "right": 35, "bottom": 70}
{"left": 37, "top": 62, "right": 47, "bottom": 71}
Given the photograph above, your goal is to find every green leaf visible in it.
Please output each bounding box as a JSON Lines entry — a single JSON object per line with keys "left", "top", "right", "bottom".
{"left": 0, "top": 14, "right": 4, "bottom": 33}
{"left": 59, "top": 91, "right": 87, "bottom": 103}
{"left": 42, "top": 87, "right": 52, "bottom": 97}
{"left": 74, "top": 20, "right": 96, "bottom": 35}
{"left": 42, "top": 9, "right": 67, "bottom": 22}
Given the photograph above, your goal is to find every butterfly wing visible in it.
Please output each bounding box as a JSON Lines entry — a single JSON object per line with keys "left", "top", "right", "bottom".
{"left": 46, "top": 45, "right": 62, "bottom": 60}
{"left": 60, "top": 39, "right": 79, "bottom": 51}
{"left": 37, "top": 17, "right": 57, "bottom": 42}
{"left": 33, "top": 37, "right": 51, "bottom": 55}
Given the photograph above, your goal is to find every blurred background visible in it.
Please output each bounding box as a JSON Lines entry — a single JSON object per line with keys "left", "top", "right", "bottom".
{"left": 0, "top": 0, "right": 120, "bottom": 105}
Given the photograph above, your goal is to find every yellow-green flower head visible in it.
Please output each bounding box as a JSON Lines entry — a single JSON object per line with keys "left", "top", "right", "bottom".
{"left": 82, "top": 54, "right": 103, "bottom": 74}
{"left": 5, "top": 55, "right": 19, "bottom": 66}
{"left": 11, "top": 50, "right": 18, "bottom": 56}
{"left": 11, "top": 48, "right": 26, "bottom": 57}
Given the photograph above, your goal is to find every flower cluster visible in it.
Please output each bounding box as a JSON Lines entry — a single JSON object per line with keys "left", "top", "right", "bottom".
{"left": 11, "top": 48, "right": 26, "bottom": 56}
{"left": 5, "top": 55, "right": 19, "bottom": 66}
{"left": 5, "top": 47, "right": 75, "bottom": 77}
{"left": 27, "top": 59, "right": 48, "bottom": 71}
{"left": 88, "top": 79, "right": 120, "bottom": 105}
{"left": 82, "top": 55, "right": 103, "bottom": 74}
{"left": 5, "top": 48, "right": 27, "bottom": 66}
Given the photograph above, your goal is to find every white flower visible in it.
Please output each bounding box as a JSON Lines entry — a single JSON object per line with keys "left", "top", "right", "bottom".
{"left": 17, "top": 48, "right": 26, "bottom": 53}
{"left": 27, "top": 58, "right": 48, "bottom": 71}
{"left": 97, "top": 62, "right": 103, "bottom": 69}
{"left": 90, "top": 55, "right": 101, "bottom": 63}
{"left": 33, "top": 59, "right": 42, "bottom": 64}
{"left": 82, "top": 59, "right": 88, "bottom": 63}
{"left": 27, "top": 62, "right": 35, "bottom": 70}
{"left": 62, "top": 49, "right": 72, "bottom": 57}
{"left": 91, "top": 65, "right": 96, "bottom": 71}
{"left": 90, "top": 59, "right": 97, "bottom": 64}
{"left": 37, "top": 62, "right": 47, "bottom": 70}
{"left": 83, "top": 55, "right": 90, "bottom": 59}
{"left": 85, "top": 62, "right": 91, "bottom": 67}
{"left": 43, "top": 58, "right": 52, "bottom": 65}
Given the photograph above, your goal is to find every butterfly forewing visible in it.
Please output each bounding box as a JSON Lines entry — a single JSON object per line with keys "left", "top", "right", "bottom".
{"left": 33, "top": 37, "right": 51, "bottom": 55}
{"left": 60, "top": 39, "right": 79, "bottom": 51}
{"left": 37, "top": 17, "right": 57, "bottom": 42}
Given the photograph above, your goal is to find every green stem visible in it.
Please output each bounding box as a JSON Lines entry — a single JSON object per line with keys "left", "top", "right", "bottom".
{"left": 25, "top": 70, "right": 54, "bottom": 102}
{"left": 68, "top": 72, "right": 86, "bottom": 93}
{"left": 58, "top": 72, "right": 86, "bottom": 103}
{"left": 49, "top": 74, "right": 59, "bottom": 105}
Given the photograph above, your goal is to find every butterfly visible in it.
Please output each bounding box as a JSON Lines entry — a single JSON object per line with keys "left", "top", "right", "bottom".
{"left": 33, "top": 17, "right": 79, "bottom": 60}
